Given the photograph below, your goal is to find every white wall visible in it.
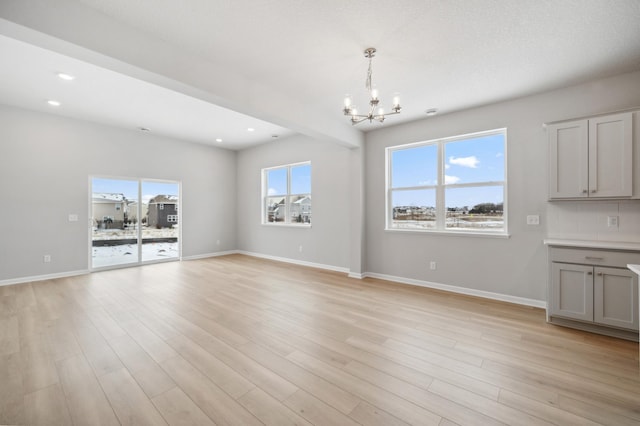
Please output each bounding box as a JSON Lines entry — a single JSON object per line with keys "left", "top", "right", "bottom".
{"left": 236, "top": 134, "right": 352, "bottom": 271}
{"left": 0, "top": 105, "right": 237, "bottom": 283}
{"left": 364, "top": 71, "right": 640, "bottom": 303}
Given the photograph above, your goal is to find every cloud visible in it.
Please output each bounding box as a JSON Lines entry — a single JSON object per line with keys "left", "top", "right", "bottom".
{"left": 496, "top": 152, "right": 503, "bottom": 158}
{"left": 444, "top": 175, "right": 461, "bottom": 184}
{"left": 449, "top": 156, "right": 479, "bottom": 168}
{"left": 267, "top": 188, "right": 278, "bottom": 196}
{"left": 444, "top": 164, "right": 451, "bottom": 169}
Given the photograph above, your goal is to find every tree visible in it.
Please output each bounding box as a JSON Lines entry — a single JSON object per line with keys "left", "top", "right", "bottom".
{"left": 470, "top": 202, "right": 503, "bottom": 214}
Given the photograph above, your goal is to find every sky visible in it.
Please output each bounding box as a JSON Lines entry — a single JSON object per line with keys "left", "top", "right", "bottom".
{"left": 92, "top": 178, "right": 179, "bottom": 203}
{"left": 266, "top": 164, "right": 311, "bottom": 196}
{"left": 391, "top": 133, "right": 505, "bottom": 208}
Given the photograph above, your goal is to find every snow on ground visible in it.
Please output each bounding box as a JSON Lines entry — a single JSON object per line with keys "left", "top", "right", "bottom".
{"left": 93, "top": 227, "right": 178, "bottom": 240}
{"left": 92, "top": 242, "right": 178, "bottom": 268}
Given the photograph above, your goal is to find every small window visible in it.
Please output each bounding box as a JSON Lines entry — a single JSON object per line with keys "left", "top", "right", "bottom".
{"left": 387, "top": 129, "right": 507, "bottom": 234}
{"left": 167, "top": 215, "right": 178, "bottom": 223}
{"left": 263, "top": 162, "right": 311, "bottom": 225}
{"left": 159, "top": 203, "right": 164, "bottom": 210}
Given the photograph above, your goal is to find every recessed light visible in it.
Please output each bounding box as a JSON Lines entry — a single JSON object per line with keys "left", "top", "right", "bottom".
{"left": 47, "top": 100, "right": 61, "bottom": 106}
{"left": 425, "top": 108, "right": 438, "bottom": 116}
{"left": 271, "top": 134, "right": 279, "bottom": 138}
{"left": 57, "top": 73, "right": 75, "bottom": 81}
{"left": 138, "top": 127, "right": 150, "bottom": 132}
{"left": 247, "top": 127, "right": 255, "bottom": 132}
{"left": 215, "top": 138, "right": 223, "bottom": 143}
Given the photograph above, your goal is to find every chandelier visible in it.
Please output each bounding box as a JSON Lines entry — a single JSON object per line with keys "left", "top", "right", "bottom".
{"left": 343, "top": 47, "right": 401, "bottom": 125}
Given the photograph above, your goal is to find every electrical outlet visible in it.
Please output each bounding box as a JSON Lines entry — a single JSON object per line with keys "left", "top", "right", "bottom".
{"left": 43, "top": 255, "right": 51, "bottom": 263}
{"left": 526, "top": 215, "right": 540, "bottom": 225}
{"left": 68, "top": 214, "right": 78, "bottom": 222}
{"left": 607, "top": 216, "right": 619, "bottom": 227}
{"left": 430, "top": 261, "right": 437, "bottom": 270}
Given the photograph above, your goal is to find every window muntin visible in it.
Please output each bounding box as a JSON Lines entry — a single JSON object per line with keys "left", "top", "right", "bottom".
{"left": 387, "top": 129, "right": 506, "bottom": 234}
{"left": 263, "top": 162, "right": 311, "bottom": 225}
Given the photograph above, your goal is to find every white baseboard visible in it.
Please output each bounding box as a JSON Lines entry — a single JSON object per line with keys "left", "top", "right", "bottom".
{"left": 364, "top": 272, "right": 547, "bottom": 309}
{"left": 237, "top": 250, "right": 349, "bottom": 274}
{"left": 348, "top": 272, "right": 365, "bottom": 279}
{"left": 0, "top": 269, "right": 90, "bottom": 287}
{"left": 182, "top": 250, "right": 239, "bottom": 261}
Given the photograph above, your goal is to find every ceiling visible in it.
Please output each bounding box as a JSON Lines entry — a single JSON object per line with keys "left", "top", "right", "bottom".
{"left": 1, "top": 0, "right": 639, "bottom": 150}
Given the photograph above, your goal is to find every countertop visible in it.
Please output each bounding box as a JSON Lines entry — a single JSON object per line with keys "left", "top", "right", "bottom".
{"left": 629, "top": 264, "right": 640, "bottom": 275}
{"left": 543, "top": 238, "right": 640, "bottom": 251}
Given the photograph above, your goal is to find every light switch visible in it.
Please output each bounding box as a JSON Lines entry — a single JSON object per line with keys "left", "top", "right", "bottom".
{"left": 607, "top": 216, "right": 619, "bottom": 227}
{"left": 526, "top": 215, "right": 540, "bottom": 225}
{"left": 68, "top": 214, "right": 78, "bottom": 222}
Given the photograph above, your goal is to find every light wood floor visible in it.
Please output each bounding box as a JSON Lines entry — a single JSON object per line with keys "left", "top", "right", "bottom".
{"left": 1, "top": 254, "right": 639, "bottom": 426}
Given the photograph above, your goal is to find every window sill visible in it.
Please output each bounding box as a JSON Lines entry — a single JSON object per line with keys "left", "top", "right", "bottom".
{"left": 385, "top": 228, "right": 510, "bottom": 239}
{"left": 262, "top": 223, "right": 312, "bottom": 229}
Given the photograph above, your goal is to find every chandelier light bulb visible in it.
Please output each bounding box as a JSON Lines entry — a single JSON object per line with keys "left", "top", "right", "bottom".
{"left": 344, "top": 96, "right": 352, "bottom": 107}
{"left": 393, "top": 95, "right": 400, "bottom": 107}
{"left": 371, "top": 88, "right": 379, "bottom": 100}
{"left": 378, "top": 107, "right": 384, "bottom": 116}
{"left": 351, "top": 108, "right": 358, "bottom": 117}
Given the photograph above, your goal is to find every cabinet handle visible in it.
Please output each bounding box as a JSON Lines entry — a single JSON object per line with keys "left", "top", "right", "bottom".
{"left": 587, "top": 271, "right": 593, "bottom": 275}
{"left": 597, "top": 272, "right": 603, "bottom": 276}
{"left": 590, "top": 189, "right": 597, "bottom": 193}
{"left": 582, "top": 189, "right": 588, "bottom": 193}
{"left": 585, "top": 256, "right": 604, "bottom": 261}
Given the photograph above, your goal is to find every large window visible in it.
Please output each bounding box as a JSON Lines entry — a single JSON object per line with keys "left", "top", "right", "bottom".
{"left": 387, "top": 129, "right": 507, "bottom": 234}
{"left": 263, "top": 162, "right": 311, "bottom": 225}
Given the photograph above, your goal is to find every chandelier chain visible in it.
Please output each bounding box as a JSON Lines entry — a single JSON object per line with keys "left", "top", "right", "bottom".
{"left": 366, "top": 57, "right": 373, "bottom": 93}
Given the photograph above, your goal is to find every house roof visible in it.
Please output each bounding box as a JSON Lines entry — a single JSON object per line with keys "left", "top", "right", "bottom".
{"left": 148, "top": 195, "right": 178, "bottom": 204}
{"left": 293, "top": 196, "right": 311, "bottom": 204}
{"left": 92, "top": 193, "right": 126, "bottom": 202}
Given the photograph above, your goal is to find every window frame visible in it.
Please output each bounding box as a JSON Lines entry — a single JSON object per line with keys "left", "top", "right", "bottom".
{"left": 385, "top": 128, "right": 508, "bottom": 236}
{"left": 261, "top": 161, "right": 312, "bottom": 227}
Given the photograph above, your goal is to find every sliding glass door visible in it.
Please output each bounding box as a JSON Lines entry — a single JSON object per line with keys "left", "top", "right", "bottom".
{"left": 141, "top": 181, "right": 180, "bottom": 262}
{"left": 91, "top": 177, "right": 180, "bottom": 269}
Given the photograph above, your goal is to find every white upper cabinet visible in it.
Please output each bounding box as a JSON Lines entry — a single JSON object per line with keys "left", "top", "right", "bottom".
{"left": 548, "top": 112, "right": 633, "bottom": 199}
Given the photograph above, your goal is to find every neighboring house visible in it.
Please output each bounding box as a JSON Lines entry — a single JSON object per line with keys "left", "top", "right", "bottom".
{"left": 126, "top": 201, "right": 148, "bottom": 224}
{"left": 148, "top": 195, "right": 178, "bottom": 228}
{"left": 92, "top": 193, "right": 126, "bottom": 229}
{"left": 267, "top": 198, "right": 285, "bottom": 222}
{"left": 290, "top": 195, "right": 311, "bottom": 223}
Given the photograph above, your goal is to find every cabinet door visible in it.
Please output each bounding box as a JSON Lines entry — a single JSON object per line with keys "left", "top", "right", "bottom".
{"left": 551, "top": 263, "right": 594, "bottom": 322}
{"left": 548, "top": 120, "right": 588, "bottom": 199}
{"left": 593, "top": 266, "right": 639, "bottom": 331}
{"left": 589, "top": 113, "right": 633, "bottom": 198}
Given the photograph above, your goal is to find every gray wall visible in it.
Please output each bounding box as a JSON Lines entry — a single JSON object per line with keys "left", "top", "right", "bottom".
{"left": 3, "top": 71, "right": 640, "bottom": 305}
{"left": 236, "top": 134, "right": 352, "bottom": 270}
{"left": 0, "top": 105, "right": 237, "bottom": 282}
{"left": 364, "top": 70, "right": 640, "bottom": 302}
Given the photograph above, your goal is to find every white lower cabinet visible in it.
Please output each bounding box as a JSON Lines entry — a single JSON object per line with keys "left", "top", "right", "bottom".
{"left": 552, "top": 263, "right": 638, "bottom": 330}
{"left": 548, "top": 247, "right": 639, "bottom": 337}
